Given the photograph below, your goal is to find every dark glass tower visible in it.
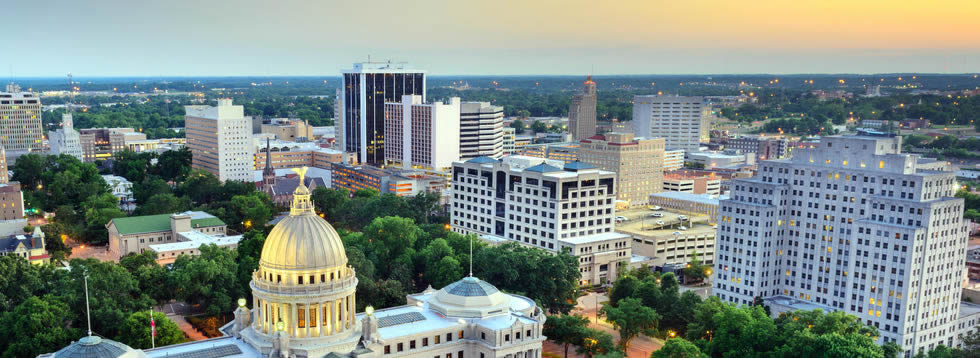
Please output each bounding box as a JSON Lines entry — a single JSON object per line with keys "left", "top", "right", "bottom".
{"left": 341, "top": 63, "right": 425, "bottom": 164}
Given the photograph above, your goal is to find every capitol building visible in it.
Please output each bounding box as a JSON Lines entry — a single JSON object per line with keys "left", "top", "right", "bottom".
{"left": 40, "top": 171, "right": 547, "bottom": 358}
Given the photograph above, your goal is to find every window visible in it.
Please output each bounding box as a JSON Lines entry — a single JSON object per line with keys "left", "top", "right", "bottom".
{"left": 447, "top": 333, "right": 453, "bottom": 342}
{"left": 458, "top": 330, "right": 464, "bottom": 339}
{"left": 397, "top": 343, "right": 403, "bottom": 352}
{"left": 385, "top": 345, "right": 391, "bottom": 354}
{"left": 435, "top": 335, "right": 441, "bottom": 344}
{"left": 410, "top": 340, "right": 416, "bottom": 349}
{"left": 423, "top": 337, "right": 429, "bottom": 347}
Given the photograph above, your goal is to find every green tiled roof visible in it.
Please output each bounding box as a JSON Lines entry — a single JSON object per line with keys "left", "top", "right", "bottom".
{"left": 110, "top": 212, "right": 225, "bottom": 235}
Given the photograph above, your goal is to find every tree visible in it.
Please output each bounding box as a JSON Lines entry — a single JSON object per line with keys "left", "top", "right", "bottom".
{"left": 116, "top": 311, "right": 185, "bottom": 349}
{"left": 177, "top": 170, "right": 223, "bottom": 205}
{"left": 651, "top": 338, "right": 707, "bottom": 358}
{"left": 119, "top": 251, "right": 173, "bottom": 302}
{"left": 227, "top": 192, "right": 275, "bottom": 231}
{"left": 81, "top": 193, "right": 127, "bottom": 244}
{"left": 172, "top": 244, "right": 240, "bottom": 315}
{"left": 751, "top": 296, "right": 771, "bottom": 316}
{"left": 600, "top": 297, "right": 660, "bottom": 351}
{"left": 531, "top": 120, "right": 549, "bottom": 133}
{"left": 543, "top": 314, "right": 589, "bottom": 358}
{"left": 138, "top": 193, "right": 191, "bottom": 215}
{"left": 882, "top": 341, "right": 903, "bottom": 358}
{"left": 956, "top": 329, "right": 980, "bottom": 357}
{"left": 0, "top": 296, "right": 79, "bottom": 358}
{"left": 235, "top": 230, "right": 267, "bottom": 301}
{"left": 311, "top": 187, "right": 350, "bottom": 222}
{"left": 705, "top": 304, "right": 776, "bottom": 357}
{"left": 153, "top": 148, "right": 192, "bottom": 182}
{"left": 510, "top": 119, "right": 526, "bottom": 134}
{"left": 360, "top": 217, "right": 422, "bottom": 277}
{"left": 577, "top": 328, "right": 617, "bottom": 358}
{"left": 421, "top": 239, "right": 462, "bottom": 288}
{"left": 133, "top": 178, "right": 172, "bottom": 205}
{"left": 608, "top": 275, "right": 639, "bottom": 306}
{"left": 57, "top": 258, "right": 154, "bottom": 337}
{"left": 681, "top": 250, "right": 707, "bottom": 283}
{"left": 0, "top": 255, "right": 46, "bottom": 312}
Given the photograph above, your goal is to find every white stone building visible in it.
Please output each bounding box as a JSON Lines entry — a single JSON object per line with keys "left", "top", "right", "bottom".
{"left": 450, "top": 156, "right": 630, "bottom": 285}
{"left": 185, "top": 99, "right": 254, "bottom": 182}
{"left": 712, "top": 133, "right": 969, "bottom": 357}
{"left": 632, "top": 95, "right": 709, "bottom": 151}
{"left": 49, "top": 113, "right": 84, "bottom": 160}
{"left": 42, "top": 169, "right": 546, "bottom": 358}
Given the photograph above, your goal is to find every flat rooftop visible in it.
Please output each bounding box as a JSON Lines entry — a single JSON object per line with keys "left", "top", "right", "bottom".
{"left": 614, "top": 206, "right": 715, "bottom": 239}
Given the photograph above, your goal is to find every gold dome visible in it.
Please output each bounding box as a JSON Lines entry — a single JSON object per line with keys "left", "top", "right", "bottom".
{"left": 259, "top": 168, "right": 348, "bottom": 271}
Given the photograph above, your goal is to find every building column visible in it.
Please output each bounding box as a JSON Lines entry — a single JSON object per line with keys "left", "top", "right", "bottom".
{"left": 305, "top": 303, "right": 311, "bottom": 338}
{"left": 291, "top": 303, "right": 298, "bottom": 337}
{"left": 254, "top": 297, "right": 261, "bottom": 330}
{"left": 349, "top": 294, "right": 356, "bottom": 325}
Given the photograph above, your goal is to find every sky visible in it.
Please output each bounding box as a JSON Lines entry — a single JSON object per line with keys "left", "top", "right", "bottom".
{"left": 4, "top": 0, "right": 979, "bottom": 77}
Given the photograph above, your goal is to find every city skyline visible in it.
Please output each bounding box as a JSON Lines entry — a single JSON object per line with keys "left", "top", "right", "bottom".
{"left": 3, "top": 0, "right": 978, "bottom": 77}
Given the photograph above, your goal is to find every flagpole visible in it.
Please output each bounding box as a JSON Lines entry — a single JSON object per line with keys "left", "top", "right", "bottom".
{"left": 84, "top": 275, "right": 92, "bottom": 337}
{"left": 150, "top": 307, "right": 155, "bottom": 349}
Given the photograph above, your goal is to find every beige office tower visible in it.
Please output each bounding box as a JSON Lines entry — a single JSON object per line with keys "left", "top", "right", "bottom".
{"left": 579, "top": 133, "right": 665, "bottom": 205}
{"left": 185, "top": 99, "right": 254, "bottom": 182}
{"left": 568, "top": 75, "right": 597, "bottom": 140}
{"left": 0, "top": 146, "right": 7, "bottom": 184}
{"left": 334, "top": 88, "right": 344, "bottom": 150}
{"left": 0, "top": 83, "right": 44, "bottom": 152}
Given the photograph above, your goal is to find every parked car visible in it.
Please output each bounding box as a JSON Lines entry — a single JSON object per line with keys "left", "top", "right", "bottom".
{"left": 678, "top": 226, "right": 688, "bottom": 231}
{"left": 615, "top": 216, "right": 628, "bottom": 223}
{"left": 648, "top": 206, "right": 663, "bottom": 211}
{"left": 678, "top": 215, "right": 688, "bottom": 221}
{"left": 656, "top": 220, "right": 665, "bottom": 225}
{"left": 650, "top": 212, "right": 664, "bottom": 217}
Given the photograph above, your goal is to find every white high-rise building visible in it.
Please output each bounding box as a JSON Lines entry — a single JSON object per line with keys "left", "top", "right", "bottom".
{"left": 632, "top": 95, "right": 709, "bottom": 151}
{"left": 0, "top": 83, "right": 44, "bottom": 153}
{"left": 340, "top": 62, "right": 426, "bottom": 164}
{"left": 459, "top": 101, "right": 504, "bottom": 160}
{"left": 49, "top": 113, "right": 83, "bottom": 161}
{"left": 713, "top": 133, "right": 969, "bottom": 357}
{"left": 451, "top": 156, "right": 630, "bottom": 285}
{"left": 383, "top": 95, "right": 461, "bottom": 172}
{"left": 185, "top": 99, "right": 254, "bottom": 182}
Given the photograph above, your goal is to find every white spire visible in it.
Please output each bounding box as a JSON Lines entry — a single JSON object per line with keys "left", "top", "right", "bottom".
{"left": 84, "top": 274, "right": 92, "bottom": 337}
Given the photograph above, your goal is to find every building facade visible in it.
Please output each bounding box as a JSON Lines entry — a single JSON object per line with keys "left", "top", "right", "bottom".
{"left": 727, "top": 135, "right": 789, "bottom": 161}
{"left": 664, "top": 149, "right": 684, "bottom": 172}
{"left": 261, "top": 119, "right": 314, "bottom": 142}
{"left": 663, "top": 171, "right": 722, "bottom": 195}
{"left": 459, "top": 101, "right": 505, "bottom": 160}
{"left": 450, "top": 156, "right": 630, "bottom": 285}
{"left": 0, "top": 227, "right": 47, "bottom": 264}
{"left": 330, "top": 162, "right": 445, "bottom": 197}
{"left": 632, "top": 95, "right": 708, "bottom": 151}
{"left": 79, "top": 127, "right": 146, "bottom": 162}
{"left": 384, "top": 95, "right": 461, "bottom": 172}
{"left": 0, "top": 182, "right": 24, "bottom": 220}
{"left": 186, "top": 99, "right": 254, "bottom": 182}
{"left": 517, "top": 143, "right": 578, "bottom": 163}
{"left": 712, "top": 134, "right": 968, "bottom": 357}
{"left": 49, "top": 113, "right": 84, "bottom": 161}
{"left": 568, "top": 76, "right": 597, "bottom": 140}
{"left": 107, "top": 211, "right": 229, "bottom": 258}
{"left": 579, "top": 133, "right": 665, "bottom": 206}
{"left": 341, "top": 62, "right": 426, "bottom": 164}
{"left": 0, "top": 83, "right": 43, "bottom": 152}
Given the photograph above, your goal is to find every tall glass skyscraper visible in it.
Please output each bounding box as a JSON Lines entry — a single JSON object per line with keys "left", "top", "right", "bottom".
{"left": 340, "top": 63, "right": 425, "bottom": 164}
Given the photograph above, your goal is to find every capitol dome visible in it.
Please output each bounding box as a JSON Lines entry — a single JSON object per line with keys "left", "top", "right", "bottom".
{"left": 428, "top": 276, "right": 512, "bottom": 318}
{"left": 51, "top": 336, "right": 147, "bottom": 358}
{"left": 259, "top": 175, "right": 347, "bottom": 271}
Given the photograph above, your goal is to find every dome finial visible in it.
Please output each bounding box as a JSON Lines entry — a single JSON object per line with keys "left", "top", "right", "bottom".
{"left": 289, "top": 166, "right": 314, "bottom": 216}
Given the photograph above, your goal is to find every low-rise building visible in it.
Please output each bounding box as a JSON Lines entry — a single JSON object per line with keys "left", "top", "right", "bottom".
{"left": 517, "top": 143, "right": 578, "bottom": 163}
{"left": 0, "top": 227, "right": 48, "bottom": 264}
{"left": 648, "top": 191, "right": 725, "bottom": 222}
{"left": 107, "top": 211, "right": 234, "bottom": 262}
{"left": 726, "top": 135, "right": 789, "bottom": 161}
{"left": 579, "top": 133, "right": 665, "bottom": 206}
{"left": 330, "top": 162, "right": 445, "bottom": 197}
{"left": 102, "top": 175, "right": 134, "bottom": 208}
{"left": 254, "top": 139, "right": 346, "bottom": 171}
{"left": 685, "top": 151, "right": 753, "bottom": 169}
{"left": 79, "top": 127, "right": 147, "bottom": 162}
{"left": 614, "top": 207, "right": 715, "bottom": 270}
{"left": 261, "top": 118, "right": 314, "bottom": 142}
{"left": 663, "top": 171, "right": 722, "bottom": 195}
{"left": 0, "top": 182, "right": 24, "bottom": 221}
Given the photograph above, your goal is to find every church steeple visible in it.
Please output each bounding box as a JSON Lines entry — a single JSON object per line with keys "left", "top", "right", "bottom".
{"left": 263, "top": 138, "right": 275, "bottom": 186}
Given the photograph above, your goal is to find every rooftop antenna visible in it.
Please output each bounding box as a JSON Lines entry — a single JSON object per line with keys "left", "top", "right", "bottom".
{"left": 67, "top": 73, "right": 74, "bottom": 113}
{"left": 83, "top": 274, "right": 92, "bottom": 337}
